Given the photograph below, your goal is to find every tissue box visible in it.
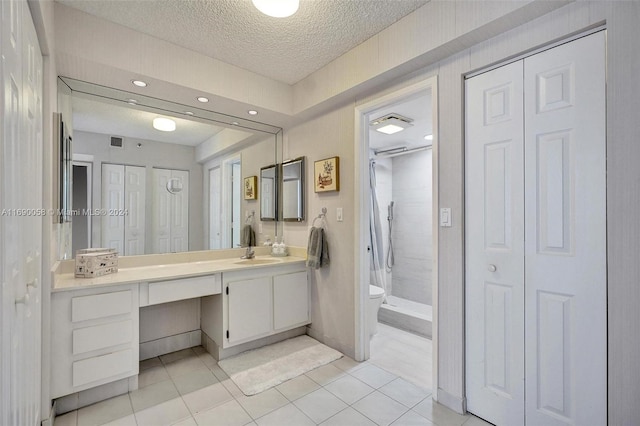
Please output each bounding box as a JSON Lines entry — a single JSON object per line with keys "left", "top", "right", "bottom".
{"left": 75, "top": 248, "right": 119, "bottom": 278}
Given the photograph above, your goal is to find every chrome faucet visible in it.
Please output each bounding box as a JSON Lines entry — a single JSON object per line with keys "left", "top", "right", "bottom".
{"left": 241, "top": 246, "right": 255, "bottom": 259}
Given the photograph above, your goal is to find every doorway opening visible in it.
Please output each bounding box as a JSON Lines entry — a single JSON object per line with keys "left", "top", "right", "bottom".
{"left": 355, "top": 77, "right": 439, "bottom": 392}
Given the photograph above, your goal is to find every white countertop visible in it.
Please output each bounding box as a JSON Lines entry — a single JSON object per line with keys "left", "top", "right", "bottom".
{"left": 53, "top": 253, "right": 306, "bottom": 292}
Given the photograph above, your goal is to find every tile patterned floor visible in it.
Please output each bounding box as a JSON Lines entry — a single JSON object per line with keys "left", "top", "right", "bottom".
{"left": 55, "top": 328, "right": 492, "bottom": 426}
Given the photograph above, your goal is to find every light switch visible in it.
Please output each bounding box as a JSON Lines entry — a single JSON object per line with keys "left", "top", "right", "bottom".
{"left": 336, "top": 207, "right": 343, "bottom": 222}
{"left": 440, "top": 208, "right": 452, "bottom": 227}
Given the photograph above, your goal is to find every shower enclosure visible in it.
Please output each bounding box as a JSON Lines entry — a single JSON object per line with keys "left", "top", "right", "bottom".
{"left": 370, "top": 146, "right": 433, "bottom": 338}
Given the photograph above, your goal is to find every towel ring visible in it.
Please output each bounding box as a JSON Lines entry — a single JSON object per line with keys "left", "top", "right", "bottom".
{"left": 312, "top": 207, "right": 327, "bottom": 228}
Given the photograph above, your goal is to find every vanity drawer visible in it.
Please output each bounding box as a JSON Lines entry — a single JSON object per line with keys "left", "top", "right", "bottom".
{"left": 72, "top": 349, "right": 134, "bottom": 388}
{"left": 146, "top": 274, "right": 221, "bottom": 306}
{"left": 71, "top": 290, "right": 132, "bottom": 322}
{"left": 72, "top": 319, "right": 133, "bottom": 355}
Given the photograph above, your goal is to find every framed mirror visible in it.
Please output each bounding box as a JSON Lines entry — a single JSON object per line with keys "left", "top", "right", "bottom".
{"left": 260, "top": 164, "right": 278, "bottom": 221}
{"left": 282, "top": 157, "right": 305, "bottom": 222}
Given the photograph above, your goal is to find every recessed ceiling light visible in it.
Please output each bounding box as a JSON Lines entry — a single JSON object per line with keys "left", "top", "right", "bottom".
{"left": 424, "top": 134, "right": 433, "bottom": 141}
{"left": 153, "top": 117, "right": 176, "bottom": 132}
{"left": 131, "top": 80, "right": 148, "bottom": 87}
{"left": 184, "top": 111, "right": 194, "bottom": 116}
{"left": 252, "top": 0, "right": 299, "bottom": 18}
{"left": 248, "top": 110, "right": 258, "bottom": 116}
{"left": 232, "top": 121, "right": 239, "bottom": 126}
{"left": 370, "top": 114, "right": 413, "bottom": 135}
{"left": 197, "top": 96, "right": 209, "bottom": 103}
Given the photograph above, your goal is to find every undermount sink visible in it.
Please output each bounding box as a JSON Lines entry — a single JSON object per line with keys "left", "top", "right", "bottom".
{"left": 234, "top": 258, "right": 283, "bottom": 265}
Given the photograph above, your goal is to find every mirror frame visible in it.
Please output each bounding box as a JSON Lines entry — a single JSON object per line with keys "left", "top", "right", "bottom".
{"left": 259, "top": 164, "right": 278, "bottom": 221}
{"left": 281, "top": 157, "right": 305, "bottom": 222}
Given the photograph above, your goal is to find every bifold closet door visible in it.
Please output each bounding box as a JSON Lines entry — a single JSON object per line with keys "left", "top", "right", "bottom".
{"left": 466, "top": 31, "right": 606, "bottom": 426}
{"left": 465, "top": 60, "right": 526, "bottom": 426}
{"left": 102, "top": 164, "right": 125, "bottom": 253}
{"left": 523, "top": 32, "right": 606, "bottom": 426}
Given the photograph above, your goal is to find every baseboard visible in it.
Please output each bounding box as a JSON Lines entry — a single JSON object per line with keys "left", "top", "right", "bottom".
{"left": 435, "top": 388, "right": 466, "bottom": 415}
{"left": 306, "top": 326, "right": 355, "bottom": 359}
{"left": 202, "top": 327, "right": 307, "bottom": 361}
{"left": 139, "top": 330, "right": 202, "bottom": 360}
{"left": 54, "top": 377, "right": 133, "bottom": 415}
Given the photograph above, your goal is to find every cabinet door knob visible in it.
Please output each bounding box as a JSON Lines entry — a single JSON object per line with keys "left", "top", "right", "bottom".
{"left": 488, "top": 264, "right": 497, "bottom": 272}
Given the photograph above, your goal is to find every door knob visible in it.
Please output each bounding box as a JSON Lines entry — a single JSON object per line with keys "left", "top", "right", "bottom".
{"left": 488, "top": 264, "right": 497, "bottom": 272}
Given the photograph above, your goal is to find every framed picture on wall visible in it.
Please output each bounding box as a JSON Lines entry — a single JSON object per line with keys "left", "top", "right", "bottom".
{"left": 244, "top": 176, "right": 257, "bottom": 200}
{"left": 314, "top": 156, "right": 340, "bottom": 192}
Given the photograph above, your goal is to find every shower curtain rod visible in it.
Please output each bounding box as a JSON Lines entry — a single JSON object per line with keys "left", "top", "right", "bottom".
{"left": 374, "top": 144, "right": 432, "bottom": 159}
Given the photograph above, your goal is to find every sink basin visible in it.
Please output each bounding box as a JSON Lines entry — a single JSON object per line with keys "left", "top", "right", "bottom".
{"left": 234, "top": 258, "right": 282, "bottom": 265}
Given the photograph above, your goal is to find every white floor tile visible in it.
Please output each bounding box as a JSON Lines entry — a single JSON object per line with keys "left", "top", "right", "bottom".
{"left": 171, "top": 416, "right": 197, "bottom": 426}
{"left": 138, "top": 365, "right": 170, "bottom": 389}
{"left": 182, "top": 382, "right": 233, "bottom": 415}
{"left": 352, "top": 391, "right": 409, "bottom": 426}
{"left": 294, "top": 388, "right": 348, "bottom": 424}
{"left": 391, "top": 410, "right": 435, "bottom": 426}
{"left": 193, "top": 346, "right": 207, "bottom": 355}
{"left": 193, "top": 400, "right": 253, "bottom": 426}
{"left": 101, "top": 414, "right": 137, "bottom": 426}
{"left": 305, "top": 364, "right": 345, "bottom": 386}
{"left": 462, "top": 415, "right": 494, "bottom": 426}
{"left": 378, "top": 378, "right": 431, "bottom": 408}
{"left": 331, "top": 357, "right": 367, "bottom": 373}
{"left": 134, "top": 397, "right": 191, "bottom": 426}
{"left": 349, "top": 364, "right": 397, "bottom": 389}
{"left": 209, "top": 363, "right": 230, "bottom": 381}
{"left": 320, "top": 407, "right": 377, "bottom": 426}
{"left": 160, "top": 348, "right": 197, "bottom": 364}
{"left": 275, "top": 375, "right": 320, "bottom": 401}
{"left": 220, "top": 378, "right": 245, "bottom": 399}
{"left": 165, "top": 356, "right": 209, "bottom": 379}
{"left": 236, "top": 388, "right": 289, "bottom": 419}
{"left": 77, "top": 394, "right": 133, "bottom": 426}
{"left": 197, "top": 352, "right": 218, "bottom": 369}
{"left": 254, "top": 403, "right": 314, "bottom": 426}
{"left": 324, "top": 375, "right": 375, "bottom": 405}
{"left": 129, "top": 379, "right": 179, "bottom": 412}
{"left": 140, "top": 357, "right": 163, "bottom": 371}
{"left": 172, "top": 369, "right": 218, "bottom": 395}
{"left": 412, "top": 399, "right": 469, "bottom": 426}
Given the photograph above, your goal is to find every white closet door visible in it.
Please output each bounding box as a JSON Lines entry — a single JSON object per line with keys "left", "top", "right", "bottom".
{"left": 152, "top": 168, "right": 172, "bottom": 254}
{"left": 524, "top": 32, "right": 606, "bottom": 426}
{"left": 124, "top": 166, "right": 146, "bottom": 255}
{"left": 101, "top": 164, "right": 125, "bottom": 253}
{"left": 465, "top": 60, "right": 525, "bottom": 426}
{"left": 170, "top": 170, "right": 189, "bottom": 253}
{"left": 209, "top": 166, "right": 222, "bottom": 249}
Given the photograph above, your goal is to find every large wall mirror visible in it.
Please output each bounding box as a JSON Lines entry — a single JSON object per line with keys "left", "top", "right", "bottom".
{"left": 57, "top": 77, "right": 283, "bottom": 259}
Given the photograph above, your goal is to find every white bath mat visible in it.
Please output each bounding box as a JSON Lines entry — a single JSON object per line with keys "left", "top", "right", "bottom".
{"left": 218, "top": 335, "right": 342, "bottom": 396}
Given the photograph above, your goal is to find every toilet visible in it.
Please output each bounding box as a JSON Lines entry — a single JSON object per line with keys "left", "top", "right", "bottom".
{"left": 368, "top": 285, "right": 385, "bottom": 336}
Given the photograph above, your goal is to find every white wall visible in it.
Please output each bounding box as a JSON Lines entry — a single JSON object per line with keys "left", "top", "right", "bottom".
{"left": 390, "top": 149, "right": 432, "bottom": 305}
{"left": 72, "top": 130, "right": 205, "bottom": 252}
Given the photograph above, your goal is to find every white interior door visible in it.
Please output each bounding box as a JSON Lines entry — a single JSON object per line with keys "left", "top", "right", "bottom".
{"left": 152, "top": 168, "right": 172, "bottom": 253}
{"left": 523, "top": 32, "right": 606, "bottom": 426}
{"left": 170, "top": 170, "right": 189, "bottom": 253}
{"left": 124, "top": 165, "right": 146, "bottom": 255}
{"left": 465, "top": 60, "right": 526, "bottom": 426}
{"left": 466, "top": 32, "right": 606, "bottom": 426}
{"left": 1, "top": 1, "right": 42, "bottom": 424}
{"left": 209, "top": 166, "right": 222, "bottom": 249}
{"left": 101, "top": 164, "right": 125, "bottom": 253}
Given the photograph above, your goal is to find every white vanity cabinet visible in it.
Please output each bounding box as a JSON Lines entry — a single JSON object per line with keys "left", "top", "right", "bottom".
{"left": 51, "top": 284, "right": 139, "bottom": 399}
{"left": 201, "top": 263, "right": 310, "bottom": 350}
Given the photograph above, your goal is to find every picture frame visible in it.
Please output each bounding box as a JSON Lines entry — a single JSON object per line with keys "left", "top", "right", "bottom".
{"left": 314, "top": 156, "right": 340, "bottom": 192}
{"left": 244, "top": 176, "right": 257, "bottom": 200}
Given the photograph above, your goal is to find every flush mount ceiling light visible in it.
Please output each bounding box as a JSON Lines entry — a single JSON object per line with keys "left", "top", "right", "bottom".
{"left": 370, "top": 114, "right": 413, "bottom": 135}
{"left": 197, "top": 96, "right": 209, "bottom": 103}
{"left": 153, "top": 117, "right": 176, "bottom": 132}
{"left": 248, "top": 110, "right": 258, "bottom": 116}
{"left": 252, "top": 0, "right": 299, "bottom": 18}
{"left": 131, "top": 80, "right": 148, "bottom": 87}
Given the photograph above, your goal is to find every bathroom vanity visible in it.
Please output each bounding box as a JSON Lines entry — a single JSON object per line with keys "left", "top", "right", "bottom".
{"left": 50, "top": 249, "right": 308, "bottom": 400}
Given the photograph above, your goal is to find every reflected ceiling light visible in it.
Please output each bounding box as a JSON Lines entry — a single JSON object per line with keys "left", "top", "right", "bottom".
{"left": 248, "top": 110, "right": 258, "bottom": 115}
{"left": 370, "top": 114, "right": 413, "bottom": 135}
{"left": 127, "top": 98, "right": 138, "bottom": 105}
{"left": 184, "top": 111, "right": 194, "bottom": 116}
{"left": 131, "top": 80, "right": 148, "bottom": 87}
{"left": 153, "top": 117, "right": 176, "bottom": 132}
{"left": 232, "top": 121, "right": 239, "bottom": 126}
{"left": 197, "top": 96, "right": 209, "bottom": 103}
{"left": 252, "top": 0, "right": 299, "bottom": 18}
{"left": 424, "top": 134, "right": 433, "bottom": 141}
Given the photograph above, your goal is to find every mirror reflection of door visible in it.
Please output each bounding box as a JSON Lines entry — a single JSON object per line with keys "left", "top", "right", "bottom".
{"left": 231, "top": 160, "right": 242, "bottom": 248}
{"left": 71, "top": 161, "right": 92, "bottom": 253}
{"left": 209, "top": 166, "right": 222, "bottom": 249}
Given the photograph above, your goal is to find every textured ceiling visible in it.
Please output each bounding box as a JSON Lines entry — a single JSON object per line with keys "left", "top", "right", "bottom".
{"left": 56, "top": 0, "right": 428, "bottom": 85}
